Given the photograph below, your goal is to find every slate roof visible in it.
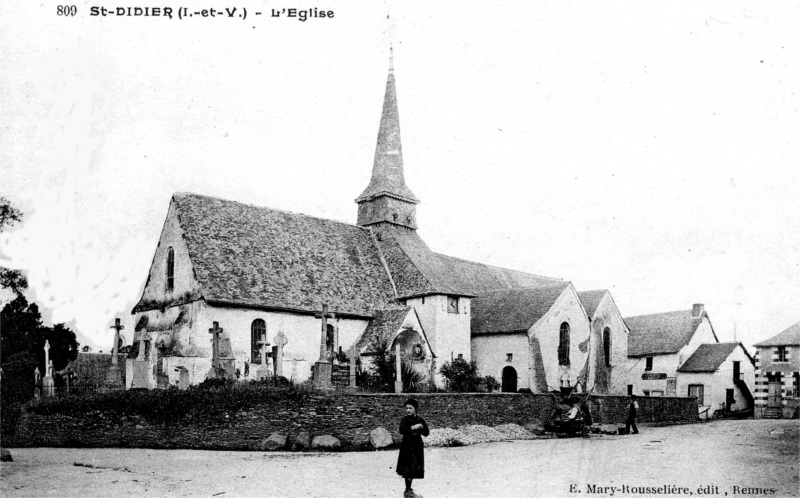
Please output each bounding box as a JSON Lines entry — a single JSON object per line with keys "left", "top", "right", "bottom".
{"left": 471, "top": 283, "right": 572, "bottom": 335}
{"left": 677, "top": 343, "right": 739, "bottom": 372}
{"left": 626, "top": 309, "right": 716, "bottom": 357}
{"left": 62, "top": 353, "right": 128, "bottom": 386}
{"left": 352, "top": 307, "right": 423, "bottom": 354}
{"left": 577, "top": 290, "right": 608, "bottom": 319}
{"left": 754, "top": 321, "right": 800, "bottom": 347}
{"left": 355, "top": 63, "right": 418, "bottom": 204}
{"left": 157, "top": 194, "right": 398, "bottom": 317}
{"left": 377, "top": 227, "right": 560, "bottom": 299}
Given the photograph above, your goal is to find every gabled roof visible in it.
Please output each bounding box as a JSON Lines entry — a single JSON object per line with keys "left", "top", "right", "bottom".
{"left": 377, "top": 227, "right": 560, "bottom": 300}
{"left": 471, "top": 283, "right": 572, "bottom": 335}
{"left": 150, "top": 193, "right": 398, "bottom": 317}
{"left": 754, "top": 321, "right": 800, "bottom": 347}
{"left": 353, "top": 307, "right": 432, "bottom": 357}
{"left": 677, "top": 342, "right": 740, "bottom": 372}
{"left": 626, "top": 309, "right": 716, "bottom": 357}
{"left": 577, "top": 290, "right": 608, "bottom": 319}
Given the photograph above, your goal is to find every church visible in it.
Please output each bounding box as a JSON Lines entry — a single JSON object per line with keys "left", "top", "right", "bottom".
{"left": 127, "top": 53, "right": 629, "bottom": 394}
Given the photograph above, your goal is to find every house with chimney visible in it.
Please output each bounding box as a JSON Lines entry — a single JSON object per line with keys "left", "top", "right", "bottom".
{"left": 127, "top": 50, "right": 625, "bottom": 393}
{"left": 753, "top": 320, "right": 800, "bottom": 419}
{"left": 625, "top": 304, "right": 717, "bottom": 398}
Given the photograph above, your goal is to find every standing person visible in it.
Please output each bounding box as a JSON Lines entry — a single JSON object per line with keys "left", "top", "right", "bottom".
{"left": 626, "top": 394, "right": 640, "bottom": 434}
{"left": 396, "top": 398, "right": 429, "bottom": 497}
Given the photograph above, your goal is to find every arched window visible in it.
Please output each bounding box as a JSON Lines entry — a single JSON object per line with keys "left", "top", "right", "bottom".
{"left": 558, "top": 322, "right": 570, "bottom": 366}
{"left": 251, "top": 319, "right": 266, "bottom": 363}
{"left": 166, "top": 247, "right": 175, "bottom": 292}
{"left": 603, "top": 327, "right": 612, "bottom": 367}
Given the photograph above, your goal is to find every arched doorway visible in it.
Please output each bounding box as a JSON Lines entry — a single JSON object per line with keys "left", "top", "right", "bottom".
{"left": 502, "top": 366, "right": 518, "bottom": 392}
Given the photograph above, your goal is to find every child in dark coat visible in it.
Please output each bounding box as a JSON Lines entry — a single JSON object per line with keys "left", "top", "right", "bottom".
{"left": 396, "top": 398, "right": 429, "bottom": 497}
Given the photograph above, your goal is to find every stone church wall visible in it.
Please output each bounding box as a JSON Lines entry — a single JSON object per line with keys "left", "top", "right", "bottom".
{"left": 531, "top": 288, "right": 590, "bottom": 392}
{"left": 8, "top": 393, "right": 698, "bottom": 450}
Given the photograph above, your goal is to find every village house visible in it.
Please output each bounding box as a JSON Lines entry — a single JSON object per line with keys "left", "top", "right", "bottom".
{"left": 624, "top": 304, "right": 718, "bottom": 398}
{"left": 753, "top": 320, "right": 800, "bottom": 419}
{"left": 128, "top": 53, "right": 626, "bottom": 394}
{"left": 676, "top": 342, "right": 755, "bottom": 418}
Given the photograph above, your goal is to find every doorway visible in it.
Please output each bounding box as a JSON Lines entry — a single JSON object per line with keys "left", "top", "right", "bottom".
{"left": 502, "top": 366, "right": 518, "bottom": 392}
{"left": 767, "top": 373, "right": 782, "bottom": 408}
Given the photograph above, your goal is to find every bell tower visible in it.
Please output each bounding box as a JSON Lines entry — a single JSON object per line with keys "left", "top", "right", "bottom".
{"left": 356, "top": 48, "right": 419, "bottom": 230}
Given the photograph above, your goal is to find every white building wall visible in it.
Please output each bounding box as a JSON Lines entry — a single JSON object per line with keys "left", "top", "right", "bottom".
{"left": 587, "top": 293, "right": 630, "bottom": 394}
{"left": 193, "top": 304, "right": 370, "bottom": 384}
{"left": 138, "top": 200, "right": 202, "bottom": 305}
{"left": 406, "top": 295, "right": 472, "bottom": 386}
{"left": 623, "top": 315, "right": 717, "bottom": 395}
{"left": 676, "top": 348, "right": 754, "bottom": 418}
{"left": 529, "top": 288, "right": 590, "bottom": 392}
{"left": 471, "top": 333, "right": 530, "bottom": 390}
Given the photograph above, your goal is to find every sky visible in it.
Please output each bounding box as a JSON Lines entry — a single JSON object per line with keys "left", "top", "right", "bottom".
{"left": 1, "top": 1, "right": 798, "bottom": 352}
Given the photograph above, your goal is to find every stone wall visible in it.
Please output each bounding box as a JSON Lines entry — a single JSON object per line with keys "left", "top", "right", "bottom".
{"left": 7, "top": 393, "right": 697, "bottom": 450}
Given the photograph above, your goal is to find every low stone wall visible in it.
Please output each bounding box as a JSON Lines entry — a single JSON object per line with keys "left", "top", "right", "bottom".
{"left": 7, "top": 392, "right": 697, "bottom": 450}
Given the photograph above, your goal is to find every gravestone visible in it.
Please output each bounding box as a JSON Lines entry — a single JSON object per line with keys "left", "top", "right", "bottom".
{"left": 130, "top": 331, "right": 151, "bottom": 389}
{"left": 177, "top": 367, "right": 189, "bottom": 390}
{"left": 206, "top": 322, "right": 235, "bottom": 381}
{"left": 273, "top": 331, "right": 288, "bottom": 377}
{"left": 33, "top": 367, "right": 41, "bottom": 399}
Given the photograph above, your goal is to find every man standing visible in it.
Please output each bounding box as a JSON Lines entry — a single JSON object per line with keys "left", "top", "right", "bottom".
{"left": 626, "top": 394, "right": 640, "bottom": 434}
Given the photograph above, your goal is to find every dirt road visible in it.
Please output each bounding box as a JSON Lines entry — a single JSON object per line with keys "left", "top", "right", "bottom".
{"left": 2, "top": 419, "right": 798, "bottom": 497}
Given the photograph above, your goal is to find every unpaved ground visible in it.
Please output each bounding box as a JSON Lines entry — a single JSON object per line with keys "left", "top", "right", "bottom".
{"left": 1, "top": 419, "right": 798, "bottom": 498}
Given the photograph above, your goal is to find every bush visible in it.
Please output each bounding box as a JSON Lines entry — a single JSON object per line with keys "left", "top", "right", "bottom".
{"left": 483, "top": 375, "right": 500, "bottom": 393}
{"left": 439, "top": 358, "right": 483, "bottom": 392}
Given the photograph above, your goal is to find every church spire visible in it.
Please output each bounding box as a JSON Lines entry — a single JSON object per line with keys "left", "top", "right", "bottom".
{"left": 356, "top": 47, "right": 419, "bottom": 230}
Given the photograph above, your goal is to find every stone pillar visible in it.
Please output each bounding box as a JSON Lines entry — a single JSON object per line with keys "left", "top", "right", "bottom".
{"left": 42, "top": 341, "right": 54, "bottom": 397}
{"left": 106, "top": 318, "right": 124, "bottom": 387}
{"left": 394, "top": 343, "right": 403, "bottom": 394}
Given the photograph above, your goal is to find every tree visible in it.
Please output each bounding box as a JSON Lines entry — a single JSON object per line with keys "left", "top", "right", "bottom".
{"left": 1, "top": 294, "right": 79, "bottom": 402}
{"left": 0, "top": 197, "right": 27, "bottom": 296}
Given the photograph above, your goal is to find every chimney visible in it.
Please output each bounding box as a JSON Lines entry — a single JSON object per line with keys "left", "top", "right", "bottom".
{"left": 692, "top": 303, "right": 704, "bottom": 318}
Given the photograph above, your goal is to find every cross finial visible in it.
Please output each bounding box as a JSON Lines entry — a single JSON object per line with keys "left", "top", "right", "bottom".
{"left": 110, "top": 318, "right": 125, "bottom": 332}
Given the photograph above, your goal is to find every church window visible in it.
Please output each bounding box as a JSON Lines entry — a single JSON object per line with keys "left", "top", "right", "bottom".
{"left": 447, "top": 296, "right": 459, "bottom": 314}
{"left": 251, "top": 319, "right": 267, "bottom": 363}
{"left": 645, "top": 356, "right": 653, "bottom": 371}
{"left": 603, "top": 327, "right": 612, "bottom": 367}
{"left": 558, "top": 322, "right": 570, "bottom": 365}
{"left": 392, "top": 213, "right": 398, "bottom": 223}
{"left": 166, "top": 247, "right": 175, "bottom": 292}
{"left": 776, "top": 346, "right": 788, "bottom": 362}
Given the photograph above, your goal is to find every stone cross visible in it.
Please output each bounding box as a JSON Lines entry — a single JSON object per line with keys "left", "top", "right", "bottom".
{"left": 44, "top": 340, "right": 51, "bottom": 372}
{"left": 109, "top": 318, "right": 124, "bottom": 367}
{"left": 273, "top": 331, "right": 288, "bottom": 377}
{"left": 394, "top": 343, "right": 403, "bottom": 393}
{"left": 209, "top": 321, "right": 224, "bottom": 370}
{"left": 314, "top": 304, "right": 335, "bottom": 362}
